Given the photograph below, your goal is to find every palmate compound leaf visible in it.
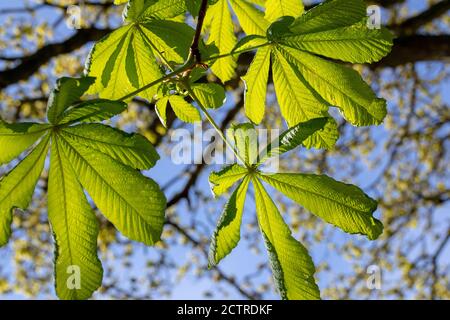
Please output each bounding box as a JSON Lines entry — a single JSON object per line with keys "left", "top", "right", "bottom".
{"left": 0, "top": 76, "right": 165, "bottom": 299}
{"left": 85, "top": 1, "right": 194, "bottom": 101}
{"left": 239, "top": 0, "right": 393, "bottom": 147}
{"left": 208, "top": 119, "right": 383, "bottom": 299}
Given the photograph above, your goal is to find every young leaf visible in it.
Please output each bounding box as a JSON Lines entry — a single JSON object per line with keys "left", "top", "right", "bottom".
{"left": 0, "top": 135, "right": 49, "bottom": 246}
{"left": 253, "top": 178, "right": 320, "bottom": 300}
{"left": 155, "top": 96, "right": 170, "bottom": 127}
{"left": 265, "top": 0, "right": 304, "bottom": 23}
{"left": 171, "top": 96, "right": 202, "bottom": 123}
{"left": 58, "top": 136, "right": 166, "bottom": 245}
{"left": 161, "top": 95, "right": 202, "bottom": 123}
{"left": 209, "top": 164, "right": 248, "bottom": 197}
{"left": 260, "top": 173, "right": 383, "bottom": 240}
{"left": 62, "top": 123, "right": 159, "bottom": 170}
{"left": 47, "top": 77, "right": 96, "bottom": 124}
{"left": 48, "top": 139, "right": 103, "bottom": 300}
{"left": 209, "top": 176, "right": 250, "bottom": 266}
{"left": 0, "top": 122, "right": 50, "bottom": 165}
{"left": 191, "top": 83, "right": 226, "bottom": 109}
{"left": 242, "top": 46, "right": 271, "bottom": 124}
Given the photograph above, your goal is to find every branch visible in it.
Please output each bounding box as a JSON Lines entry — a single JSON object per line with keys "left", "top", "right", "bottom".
{"left": 393, "top": 0, "right": 450, "bottom": 35}
{"left": 374, "top": 35, "right": 450, "bottom": 68}
{"left": 0, "top": 28, "right": 111, "bottom": 90}
{"left": 189, "top": 0, "right": 209, "bottom": 63}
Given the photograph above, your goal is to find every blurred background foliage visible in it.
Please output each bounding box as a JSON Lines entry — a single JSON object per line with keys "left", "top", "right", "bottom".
{"left": 0, "top": 0, "right": 449, "bottom": 299}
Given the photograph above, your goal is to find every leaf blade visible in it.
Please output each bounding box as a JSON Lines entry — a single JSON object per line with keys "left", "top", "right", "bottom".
{"left": 253, "top": 178, "right": 320, "bottom": 300}
{"left": 0, "top": 122, "right": 50, "bottom": 165}
{"left": 0, "top": 135, "right": 49, "bottom": 246}
{"left": 59, "top": 134, "right": 166, "bottom": 245}
{"left": 209, "top": 176, "right": 250, "bottom": 266}
{"left": 62, "top": 123, "right": 159, "bottom": 170}
{"left": 49, "top": 137, "right": 103, "bottom": 300}
{"left": 261, "top": 173, "right": 383, "bottom": 240}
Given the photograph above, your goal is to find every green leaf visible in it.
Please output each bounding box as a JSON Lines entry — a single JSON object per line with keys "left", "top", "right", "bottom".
{"left": 271, "top": 47, "right": 329, "bottom": 125}
{"left": 58, "top": 99, "right": 127, "bottom": 125}
{"left": 265, "top": 0, "right": 304, "bottom": 23}
{"left": 0, "top": 135, "right": 49, "bottom": 246}
{"left": 253, "top": 178, "right": 320, "bottom": 300}
{"left": 140, "top": 20, "right": 194, "bottom": 63}
{"left": 259, "top": 117, "right": 328, "bottom": 162}
{"left": 85, "top": 24, "right": 163, "bottom": 101}
{"left": 266, "top": 15, "right": 295, "bottom": 41}
{"left": 209, "top": 164, "right": 248, "bottom": 197}
{"left": 48, "top": 138, "right": 103, "bottom": 300}
{"left": 282, "top": 20, "right": 394, "bottom": 63}
{"left": 302, "top": 116, "right": 339, "bottom": 150}
{"left": 227, "top": 123, "right": 258, "bottom": 166}
{"left": 278, "top": 46, "right": 387, "bottom": 126}
{"left": 155, "top": 96, "right": 169, "bottom": 127}
{"left": 229, "top": 0, "right": 269, "bottom": 36}
{"left": 138, "top": 0, "right": 186, "bottom": 22}
{"left": 191, "top": 83, "right": 226, "bottom": 109}
{"left": 168, "top": 95, "right": 202, "bottom": 123}
{"left": 0, "top": 122, "right": 50, "bottom": 165}
{"left": 58, "top": 135, "right": 166, "bottom": 245}
{"left": 47, "top": 77, "right": 96, "bottom": 124}
{"left": 205, "top": 0, "right": 268, "bottom": 82}
{"left": 232, "top": 35, "right": 268, "bottom": 54}
{"left": 206, "top": 0, "right": 237, "bottom": 82}
{"left": 62, "top": 123, "right": 159, "bottom": 170}
{"left": 209, "top": 176, "right": 250, "bottom": 266}
{"left": 289, "top": 0, "right": 366, "bottom": 34}
{"left": 260, "top": 173, "right": 383, "bottom": 240}
{"left": 242, "top": 46, "right": 271, "bottom": 124}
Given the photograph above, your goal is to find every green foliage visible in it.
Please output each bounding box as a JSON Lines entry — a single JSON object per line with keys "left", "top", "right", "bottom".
{"left": 0, "top": 77, "right": 165, "bottom": 299}
{"left": 208, "top": 119, "right": 383, "bottom": 299}
{"left": 0, "top": 0, "right": 393, "bottom": 300}
{"left": 238, "top": 0, "right": 393, "bottom": 148}
{"left": 85, "top": 0, "right": 194, "bottom": 101}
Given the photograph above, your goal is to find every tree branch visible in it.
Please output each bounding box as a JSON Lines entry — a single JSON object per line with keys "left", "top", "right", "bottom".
{"left": 190, "top": 0, "right": 209, "bottom": 63}
{"left": 373, "top": 35, "right": 450, "bottom": 68}
{"left": 0, "top": 28, "right": 111, "bottom": 90}
{"left": 393, "top": 0, "right": 450, "bottom": 35}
